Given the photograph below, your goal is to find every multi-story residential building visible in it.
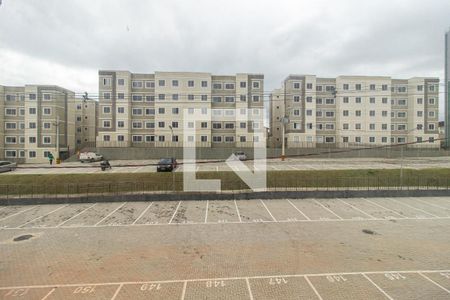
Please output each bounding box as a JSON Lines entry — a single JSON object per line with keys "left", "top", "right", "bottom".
{"left": 270, "top": 75, "right": 440, "bottom": 148}
{"left": 0, "top": 85, "right": 95, "bottom": 163}
{"left": 74, "top": 97, "right": 97, "bottom": 149}
{"left": 97, "top": 71, "right": 265, "bottom": 148}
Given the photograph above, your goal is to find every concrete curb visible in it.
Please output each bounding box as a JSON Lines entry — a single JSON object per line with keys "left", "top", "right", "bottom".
{"left": 1, "top": 189, "right": 450, "bottom": 205}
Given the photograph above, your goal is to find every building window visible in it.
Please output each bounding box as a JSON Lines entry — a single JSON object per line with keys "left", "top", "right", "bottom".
{"left": 158, "top": 136, "right": 165, "bottom": 142}
{"left": 201, "top": 95, "right": 208, "bottom": 101}
{"left": 369, "top": 110, "right": 375, "bottom": 117}
{"left": 5, "top": 136, "right": 17, "bottom": 144}
{"left": 158, "top": 80, "right": 165, "bottom": 87}
{"left": 158, "top": 108, "right": 165, "bottom": 114}
{"left": 132, "top": 81, "right": 143, "bottom": 88}
{"left": 343, "top": 84, "right": 349, "bottom": 90}
{"left": 145, "top": 135, "right": 155, "bottom": 142}
{"left": 212, "top": 96, "right": 221, "bottom": 103}
{"left": 188, "top": 80, "right": 195, "bottom": 87}
{"left": 370, "top": 84, "right": 376, "bottom": 91}
{"left": 325, "top": 98, "right": 334, "bottom": 105}
{"left": 172, "top": 108, "right": 179, "bottom": 114}
{"left": 158, "top": 122, "right": 165, "bottom": 128}
{"left": 146, "top": 108, "right": 155, "bottom": 115}
{"left": 355, "top": 110, "right": 361, "bottom": 117}
{"left": 43, "top": 107, "right": 52, "bottom": 115}
{"left": 293, "top": 82, "right": 301, "bottom": 89}
{"left": 103, "top": 92, "right": 111, "bottom": 100}
{"left": 172, "top": 80, "right": 179, "bottom": 87}
{"left": 103, "top": 106, "right": 111, "bottom": 114}
{"left": 213, "top": 136, "right": 222, "bottom": 143}
{"left": 29, "top": 107, "right": 36, "bottom": 115}
{"left": 370, "top": 97, "right": 375, "bottom": 104}
{"left": 343, "top": 97, "right": 349, "bottom": 103}
{"left": 132, "top": 108, "right": 143, "bottom": 115}
{"left": 146, "top": 122, "right": 155, "bottom": 129}
{"left": 369, "top": 124, "right": 375, "bottom": 130}
{"left": 369, "top": 137, "right": 375, "bottom": 143}
{"left": 117, "top": 121, "right": 125, "bottom": 128}
{"left": 355, "top": 97, "right": 361, "bottom": 104}
{"left": 428, "top": 123, "right": 435, "bottom": 130}
{"left": 382, "top": 84, "right": 388, "bottom": 91}
{"left": 306, "top": 97, "right": 312, "bottom": 103}
{"left": 43, "top": 93, "right": 51, "bottom": 101}
{"left": 145, "top": 81, "right": 155, "bottom": 88}
{"left": 5, "top": 108, "right": 17, "bottom": 116}
{"left": 213, "top": 123, "right": 222, "bottom": 129}
{"left": 43, "top": 122, "right": 51, "bottom": 129}
{"left": 29, "top": 151, "right": 36, "bottom": 158}
{"left": 355, "top": 84, "right": 362, "bottom": 91}
{"left": 132, "top": 135, "right": 143, "bottom": 142}
{"left": 118, "top": 107, "right": 125, "bottom": 113}
{"left": 117, "top": 93, "right": 125, "bottom": 100}
{"left": 240, "top": 82, "right": 247, "bottom": 88}
{"left": 429, "top": 98, "right": 435, "bottom": 105}
{"left": 252, "top": 95, "right": 260, "bottom": 102}
{"left": 145, "top": 95, "right": 155, "bottom": 102}
{"left": 398, "top": 99, "right": 407, "bottom": 106}
{"left": 29, "top": 137, "right": 36, "bottom": 143}
{"left": 102, "top": 120, "right": 111, "bottom": 128}
{"left": 253, "top": 81, "right": 260, "bottom": 89}
{"left": 201, "top": 81, "right": 208, "bottom": 87}
{"left": 5, "top": 150, "right": 16, "bottom": 158}
{"left": 201, "top": 122, "right": 208, "bottom": 128}
{"left": 102, "top": 78, "right": 111, "bottom": 86}
{"left": 225, "top": 96, "right": 235, "bottom": 103}
{"left": 306, "top": 83, "right": 313, "bottom": 89}
{"left": 343, "top": 110, "right": 349, "bottom": 117}
{"left": 117, "top": 135, "right": 125, "bottom": 142}
{"left": 225, "top": 136, "right": 235, "bottom": 143}
{"left": 5, "top": 122, "right": 17, "bottom": 130}
{"left": 43, "top": 136, "right": 51, "bottom": 144}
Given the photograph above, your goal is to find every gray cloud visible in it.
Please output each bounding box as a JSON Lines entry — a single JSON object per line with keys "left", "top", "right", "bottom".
{"left": 0, "top": 0, "right": 449, "bottom": 118}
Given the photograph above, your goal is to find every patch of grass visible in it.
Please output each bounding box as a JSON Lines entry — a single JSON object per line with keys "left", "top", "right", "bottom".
{"left": 1, "top": 168, "right": 450, "bottom": 195}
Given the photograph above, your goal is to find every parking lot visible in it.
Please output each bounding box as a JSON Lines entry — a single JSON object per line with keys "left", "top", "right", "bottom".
{"left": 4, "top": 157, "right": 450, "bottom": 175}
{"left": 1, "top": 197, "right": 450, "bottom": 299}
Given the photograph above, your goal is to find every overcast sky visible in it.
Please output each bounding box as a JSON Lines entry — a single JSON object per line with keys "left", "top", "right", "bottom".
{"left": 0, "top": 0, "right": 449, "bottom": 118}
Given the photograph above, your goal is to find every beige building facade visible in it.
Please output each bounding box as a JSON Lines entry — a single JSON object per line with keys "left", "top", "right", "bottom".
{"left": 270, "top": 75, "right": 440, "bottom": 148}
{"left": 96, "top": 71, "right": 265, "bottom": 148}
{"left": 0, "top": 85, "right": 96, "bottom": 163}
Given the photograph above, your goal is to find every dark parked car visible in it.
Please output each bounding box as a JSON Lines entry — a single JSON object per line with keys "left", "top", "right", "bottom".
{"left": 157, "top": 158, "right": 177, "bottom": 172}
{"left": 0, "top": 161, "right": 17, "bottom": 173}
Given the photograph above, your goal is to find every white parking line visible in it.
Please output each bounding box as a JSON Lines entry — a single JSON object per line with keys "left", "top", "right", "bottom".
{"left": 234, "top": 200, "right": 242, "bottom": 222}
{"left": 390, "top": 198, "right": 439, "bottom": 218}
{"left": 110, "top": 283, "right": 123, "bottom": 300}
{"left": 204, "top": 200, "right": 209, "bottom": 223}
{"left": 169, "top": 201, "right": 182, "bottom": 224}
{"left": 304, "top": 276, "right": 323, "bottom": 300}
{"left": 181, "top": 281, "right": 187, "bottom": 300}
{"left": 40, "top": 288, "right": 56, "bottom": 300}
{"left": 362, "top": 273, "right": 394, "bottom": 300}
{"left": 414, "top": 198, "right": 450, "bottom": 213}
{"left": 94, "top": 202, "right": 127, "bottom": 226}
{"left": 313, "top": 200, "right": 343, "bottom": 220}
{"left": 418, "top": 272, "right": 450, "bottom": 294}
{"left": 1, "top": 269, "right": 449, "bottom": 290}
{"left": 286, "top": 200, "right": 311, "bottom": 220}
{"left": 246, "top": 278, "right": 254, "bottom": 300}
{"left": 363, "top": 198, "right": 406, "bottom": 218}
{"left": 56, "top": 203, "right": 97, "bottom": 227}
{"left": 0, "top": 205, "right": 38, "bottom": 222}
{"left": 132, "top": 202, "right": 153, "bottom": 225}
{"left": 18, "top": 205, "right": 68, "bottom": 228}
{"left": 338, "top": 199, "right": 376, "bottom": 219}
{"left": 260, "top": 200, "right": 277, "bottom": 222}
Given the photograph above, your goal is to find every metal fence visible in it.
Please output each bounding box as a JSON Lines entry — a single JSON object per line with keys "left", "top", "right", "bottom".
{"left": 1, "top": 176, "right": 450, "bottom": 199}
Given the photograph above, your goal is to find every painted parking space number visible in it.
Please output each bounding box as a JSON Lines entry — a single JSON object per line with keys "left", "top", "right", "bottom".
{"left": 140, "top": 283, "right": 162, "bottom": 291}
{"left": 269, "top": 277, "right": 288, "bottom": 285}
{"left": 206, "top": 280, "right": 226, "bottom": 288}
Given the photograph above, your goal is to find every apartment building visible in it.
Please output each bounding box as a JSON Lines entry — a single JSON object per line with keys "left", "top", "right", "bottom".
{"left": 97, "top": 71, "right": 265, "bottom": 148}
{"left": 74, "top": 97, "right": 97, "bottom": 148}
{"left": 270, "top": 75, "right": 440, "bottom": 148}
{"left": 0, "top": 85, "right": 95, "bottom": 163}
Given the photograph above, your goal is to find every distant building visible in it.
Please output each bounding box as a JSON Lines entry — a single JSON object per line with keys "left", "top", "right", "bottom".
{"left": 270, "top": 75, "right": 440, "bottom": 148}
{"left": 96, "top": 71, "right": 265, "bottom": 148}
{"left": 0, "top": 85, "right": 96, "bottom": 163}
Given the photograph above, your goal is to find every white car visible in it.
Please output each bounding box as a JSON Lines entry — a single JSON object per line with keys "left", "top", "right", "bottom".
{"left": 233, "top": 151, "right": 247, "bottom": 161}
{"left": 79, "top": 152, "right": 103, "bottom": 163}
{"left": 0, "top": 161, "right": 17, "bottom": 173}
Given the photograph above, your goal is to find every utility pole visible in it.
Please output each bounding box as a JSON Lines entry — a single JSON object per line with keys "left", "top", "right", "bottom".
{"left": 53, "top": 115, "right": 61, "bottom": 163}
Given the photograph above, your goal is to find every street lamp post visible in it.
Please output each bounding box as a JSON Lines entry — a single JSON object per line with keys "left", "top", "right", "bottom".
{"left": 281, "top": 116, "right": 289, "bottom": 161}
{"left": 400, "top": 128, "right": 417, "bottom": 187}
{"left": 53, "top": 115, "right": 61, "bottom": 163}
{"left": 169, "top": 125, "right": 175, "bottom": 191}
